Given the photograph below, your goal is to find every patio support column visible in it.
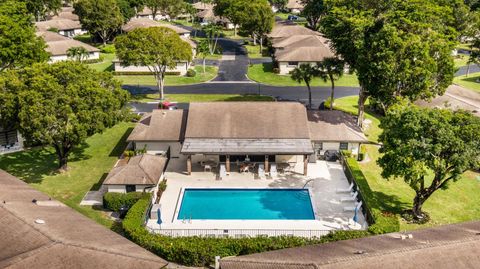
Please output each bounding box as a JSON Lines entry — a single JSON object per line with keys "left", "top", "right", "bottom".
{"left": 303, "top": 155, "right": 308, "bottom": 176}
{"left": 187, "top": 155, "right": 192, "bottom": 175}
{"left": 265, "top": 155, "right": 269, "bottom": 172}
{"left": 226, "top": 155, "right": 230, "bottom": 173}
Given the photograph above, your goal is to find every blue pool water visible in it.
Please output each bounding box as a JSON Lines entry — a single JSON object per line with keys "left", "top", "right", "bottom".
{"left": 177, "top": 188, "right": 315, "bottom": 220}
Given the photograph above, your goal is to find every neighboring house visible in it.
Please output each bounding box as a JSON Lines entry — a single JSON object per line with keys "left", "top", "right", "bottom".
{"left": 47, "top": 6, "right": 79, "bottom": 21}
{"left": 272, "top": 35, "right": 334, "bottom": 74}
{"left": 103, "top": 154, "right": 168, "bottom": 193}
{"left": 127, "top": 110, "right": 187, "bottom": 158}
{"left": 0, "top": 126, "right": 24, "bottom": 154}
{"left": 308, "top": 110, "right": 368, "bottom": 156}
{"left": 220, "top": 221, "right": 480, "bottom": 269}
{"left": 286, "top": 0, "right": 305, "bottom": 14}
{"left": 137, "top": 6, "right": 169, "bottom": 21}
{"left": 128, "top": 102, "right": 367, "bottom": 177}
{"left": 37, "top": 31, "right": 100, "bottom": 63}
{"left": 122, "top": 18, "right": 191, "bottom": 37}
{"left": 35, "top": 19, "right": 86, "bottom": 37}
{"left": 268, "top": 21, "right": 320, "bottom": 40}
{"left": 0, "top": 169, "right": 168, "bottom": 268}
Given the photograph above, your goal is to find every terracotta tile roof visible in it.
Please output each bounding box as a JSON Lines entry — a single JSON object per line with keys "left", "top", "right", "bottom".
{"left": 103, "top": 154, "right": 167, "bottom": 185}
{"left": 122, "top": 18, "right": 190, "bottom": 35}
{"left": 127, "top": 110, "right": 187, "bottom": 142}
{"left": 307, "top": 110, "right": 368, "bottom": 142}
{"left": 35, "top": 19, "right": 82, "bottom": 31}
{"left": 0, "top": 169, "right": 168, "bottom": 269}
{"left": 184, "top": 102, "right": 311, "bottom": 139}
{"left": 221, "top": 221, "right": 480, "bottom": 269}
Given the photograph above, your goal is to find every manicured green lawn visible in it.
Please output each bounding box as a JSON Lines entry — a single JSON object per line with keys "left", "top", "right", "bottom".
{"left": 453, "top": 54, "right": 470, "bottom": 68}
{"left": 131, "top": 93, "right": 274, "bottom": 103}
{"left": 248, "top": 63, "right": 359, "bottom": 87}
{"left": 333, "top": 96, "right": 480, "bottom": 230}
{"left": 453, "top": 72, "right": 480, "bottom": 93}
{"left": 88, "top": 53, "right": 115, "bottom": 72}
{"left": 0, "top": 122, "right": 135, "bottom": 228}
{"left": 116, "top": 65, "right": 218, "bottom": 86}
{"left": 245, "top": 44, "right": 269, "bottom": 59}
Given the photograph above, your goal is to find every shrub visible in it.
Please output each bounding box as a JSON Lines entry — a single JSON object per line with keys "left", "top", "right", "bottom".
{"left": 82, "top": 56, "right": 104, "bottom": 64}
{"left": 186, "top": 69, "right": 196, "bottom": 77}
{"left": 103, "top": 192, "right": 146, "bottom": 212}
{"left": 123, "top": 196, "right": 373, "bottom": 267}
{"left": 47, "top": 27, "right": 59, "bottom": 33}
{"left": 272, "top": 67, "right": 280, "bottom": 74}
{"left": 114, "top": 71, "right": 181, "bottom": 76}
{"left": 100, "top": 44, "right": 116, "bottom": 54}
{"left": 357, "top": 145, "right": 366, "bottom": 161}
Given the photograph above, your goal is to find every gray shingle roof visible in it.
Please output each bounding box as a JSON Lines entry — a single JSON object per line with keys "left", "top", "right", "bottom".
{"left": 308, "top": 110, "right": 368, "bottom": 143}
{"left": 127, "top": 110, "right": 187, "bottom": 142}
{"left": 182, "top": 138, "right": 314, "bottom": 154}
{"left": 35, "top": 19, "right": 82, "bottom": 31}
{"left": 122, "top": 18, "right": 190, "bottom": 34}
{"left": 104, "top": 154, "right": 167, "bottom": 185}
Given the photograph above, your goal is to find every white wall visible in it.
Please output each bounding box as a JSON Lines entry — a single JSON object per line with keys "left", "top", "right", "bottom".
{"left": 49, "top": 51, "right": 100, "bottom": 63}
{"left": 107, "top": 184, "right": 156, "bottom": 193}
{"left": 314, "top": 142, "right": 361, "bottom": 155}
{"left": 278, "top": 61, "right": 317, "bottom": 75}
{"left": 114, "top": 61, "right": 190, "bottom": 75}
{"left": 135, "top": 141, "right": 182, "bottom": 158}
{"left": 59, "top": 28, "right": 87, "bottom": 37}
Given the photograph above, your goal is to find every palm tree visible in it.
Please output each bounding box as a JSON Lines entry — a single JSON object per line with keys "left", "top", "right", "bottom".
{"left": 291, "top": 64, "right": 319, "bottom": 109}
{"left": 67, "top": 46, "right": 89, "bottom": 62}
{"left": 197, "top": 39, "right": 210, "bottom": 73}
{"left": 317, "top": 57, "right": 345, "bottom": 110}
{"left": 202, "top": 24, "right": 221, "bottom": 55}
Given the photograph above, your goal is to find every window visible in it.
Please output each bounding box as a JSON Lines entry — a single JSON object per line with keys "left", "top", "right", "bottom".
{"left": 125, "top": 185, "right": 136, "bottom": 193}
{"left": 339, "top": 142, "right": 348, "bottom": 150}
{"left": 287, "top": 61, "right": 299, "bottom": 66}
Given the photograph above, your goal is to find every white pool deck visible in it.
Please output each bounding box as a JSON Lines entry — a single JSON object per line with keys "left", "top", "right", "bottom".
{"left": 146, "top": 158, "right": 366, "bottom": 237}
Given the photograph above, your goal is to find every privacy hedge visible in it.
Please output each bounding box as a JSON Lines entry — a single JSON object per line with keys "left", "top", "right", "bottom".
{"left": 344, "top": 156, "right": 400, "bottom": 234}
{"left": 103, "top": 192, "right": 146, "bottom": 212}
{"left": 113, "top": 71, "right": 181, "bottom": 76}
{"left": 123, "top": 195, "right": 371, "bottom": 267}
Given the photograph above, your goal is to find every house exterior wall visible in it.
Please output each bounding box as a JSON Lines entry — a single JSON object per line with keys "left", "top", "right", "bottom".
{"left": 49, "top": 51, "right": 100, "bottom": 63}
{"left": 114, "top": 61, "right": 190, "bottom": 75}
{"left": 107, "top": 184, "right": 156, "bottom": 193}
{"left": 134, "top": 141, "right": 182, "bottom": 158}
{"left": 278, "top": 61, "right": 317, "bottom": 75}
{"left": 58, "top": 28, "right": 87, "bottom": 37}
{"left": 313, "top": 141, "right": 361, "bottom": 155}
{"left": 191, "top": 154, "right": 220, "bottom": 164}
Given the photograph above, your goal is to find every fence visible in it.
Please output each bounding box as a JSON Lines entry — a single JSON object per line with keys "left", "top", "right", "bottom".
{"left": 145, "top": 227, "right": 331, "bottom": 238}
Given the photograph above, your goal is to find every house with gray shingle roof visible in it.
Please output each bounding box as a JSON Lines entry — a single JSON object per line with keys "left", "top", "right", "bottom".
{"left": 36, "top": 31, "right": 100, "bottom": 63}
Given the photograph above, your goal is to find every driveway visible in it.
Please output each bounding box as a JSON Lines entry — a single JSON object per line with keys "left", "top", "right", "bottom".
{"left": 212, "top": 38, "right": 250, "bottom": 82}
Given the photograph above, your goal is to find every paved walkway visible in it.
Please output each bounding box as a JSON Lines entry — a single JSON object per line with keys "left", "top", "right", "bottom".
{"left": 80, "top": 185, "right": 107, "bottom": 206}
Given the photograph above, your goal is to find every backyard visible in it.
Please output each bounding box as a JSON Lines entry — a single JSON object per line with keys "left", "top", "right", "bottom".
{"left": 332, "top": 96, "right": 480, "bottom": 230}
{"left": 248, "top": 63, "right": 359, "bottom": 87}
{"left": 0, "top": 122, "right": 134, "bottom": 229}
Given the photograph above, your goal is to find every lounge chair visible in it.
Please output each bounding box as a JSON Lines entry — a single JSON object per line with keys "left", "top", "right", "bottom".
{"left": 270, "top": 164, "right": 278, "bottom": 178}
{"left": 336, "top": 182, "right": 354, "bottom": 193}
{"left": 340, "top": 191, "right": 359, "bottom": 202}
{"left": 258, "top": 164, "right": 266, "bottom": 179}
{"left": 344, "top": 201, "right": 363, "bottom": 212}
{"left": 219, "top": 164, "right": 227, "bottom": 180}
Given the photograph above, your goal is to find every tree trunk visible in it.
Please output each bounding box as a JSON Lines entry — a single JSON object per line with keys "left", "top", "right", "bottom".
{"left": 234, "top": 24, "right": 237, "bottom": 37}
{"left": 260, "top": 37, "right": 263, "bottom": 55}
{"left": 54, "top": 144, "right": 70, "bottom": 171}
{"left": 330, "top": 75, "right": 335, "bottom": 110}
{"left": 158, "top": 72, "right": 165, "bottom": 100}
{"left": 306, "top": 82, "right": 312, "bottom": 109}
{"left": 203, "top": 58, "right": 206, "bottom": 73}
{"left": 253, "top": 34, "right": 257, "bottom": 46}
{"left": 412, "top": 189, "right": 434, "bottom": 219}
{"left": 357, "top": 87, "right": 367, "bottom": 127}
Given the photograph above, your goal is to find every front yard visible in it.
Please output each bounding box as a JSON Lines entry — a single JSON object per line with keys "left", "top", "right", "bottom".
{"left": 248, "top": 63, "right": 360, "bottom": 87}
{"left": 0, "top": 122, "right": 134, "bottom": 229}
{"left": 453, "top": 72, "right": 480, "bottom": 93}
{"left": 332, "top": 96, "right": 480, "bottom": 230}
{"left": 244, "top": 44, "right": 269, "bottom": 59}
{"left": 131, "top": 93, "right": 275, "bottom": 103}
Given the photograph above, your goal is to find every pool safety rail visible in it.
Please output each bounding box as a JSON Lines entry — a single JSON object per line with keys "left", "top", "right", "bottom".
{"left": 145, "top": 227, "right": 331, "bottom": 238}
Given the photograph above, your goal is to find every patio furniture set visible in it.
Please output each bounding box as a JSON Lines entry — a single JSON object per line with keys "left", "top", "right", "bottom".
{"left": 200, "top": 159, "right": 298, "bottom": 180}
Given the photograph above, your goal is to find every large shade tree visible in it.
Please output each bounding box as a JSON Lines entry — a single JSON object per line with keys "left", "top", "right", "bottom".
{"left": 0, "top": 0, "right": 49, "bottom": 71}
{"left": 74, "top": 0, "right": 124, "bottom": 45}
{"left": 144, "top": 0, "right": 184, "bottom": 20}
{"left": 0, "top": 62, "right": 129, "bottom": 170}
{"left": 301, "top": 0, "right": 325, "bottom": 31}
{"left": 321, "top": 0, "right": 459, "bottom": 126}
{"left": 214, "top": 0, "right": 249, "bottom": 36}
{"left": 241, "top": 0, "right": 274, "bottom": 53}
{"left": 378, "top": 103, "right": 480, "bottom": 221}
{"left": 22, "top": 0, "right": 62, "bottom": 21}
{"left": 115, "top": 27, "right": 193, "bottom": 100}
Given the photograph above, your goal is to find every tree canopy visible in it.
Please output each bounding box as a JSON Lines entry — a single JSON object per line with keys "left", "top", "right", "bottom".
{"left": 378, "top": 103, "right": 480, "bottom": 220}
{"left": 22, "top": 0, "right": 62, "bottom": 21}
{"left": 291, "top": 64, "right": 319, "bottom": 109}
{"left": 0, "top": 62, "right": 129, "bottom": 169}
{"left": 115, "top": 27, "right": 193, "bottom": 100}
{"left": 240, "top": 0, "right": 274, "bottom": 52}
{"left": 0, "top": 1, "right": 49, "bottom": 71}
{"left": 74, "top": 0, "right": 124, "bottom": 45}
{"left": 144, "top": 0, "right": 185, "bottom": 20}
{"left": 301, "top": 0, "right": 325, "bottom": 31}
{"left": 214, "top": 0, "right": 250, "bottom": 36}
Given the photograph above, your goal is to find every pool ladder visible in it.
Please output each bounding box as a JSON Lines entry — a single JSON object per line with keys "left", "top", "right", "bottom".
{"left": 182, "top": 214, "right": 192, "bottom": 224}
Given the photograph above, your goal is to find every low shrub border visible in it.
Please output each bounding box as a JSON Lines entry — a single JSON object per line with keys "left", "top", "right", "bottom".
{"left": 113, "top": 71, "right": 181, "bottom": 76}
{"left": 341, "top": 154, "right": 400, "bottom": 234}
{"left": 103, "top": 192, "right": 146, "bottom": 212}
{"left": 123, "top": 195, "right": 371, "bottom": 267}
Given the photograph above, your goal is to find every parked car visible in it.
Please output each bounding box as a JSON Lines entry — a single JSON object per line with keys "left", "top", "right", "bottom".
{"left": 159, "top": 101, "right": 178, "bottom": 110}
{"left": 324, "top": 150, "right": 339, "bottom": 162}
{"left": 288, "top": 15, "right": 299, "bottom": 21}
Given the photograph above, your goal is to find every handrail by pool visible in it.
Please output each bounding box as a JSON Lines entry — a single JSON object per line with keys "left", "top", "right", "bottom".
{"left": 145, "top": 227, "right": 332, "bottom": 238}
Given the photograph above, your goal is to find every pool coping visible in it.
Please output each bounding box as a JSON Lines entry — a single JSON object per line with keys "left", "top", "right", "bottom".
{"left": 171, "top": 187, "right": 318, "bottom": 222}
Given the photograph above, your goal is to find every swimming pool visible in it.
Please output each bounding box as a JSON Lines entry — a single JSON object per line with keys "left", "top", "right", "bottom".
{"left": 177, "top": 188, "right": 315, "bottom": 220}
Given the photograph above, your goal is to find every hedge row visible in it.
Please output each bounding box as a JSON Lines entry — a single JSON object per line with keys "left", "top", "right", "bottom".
{"left": 344, "top": 156, "right": 400, "bottom": 234}
{"left": 123, "top": 195, "right": 370, "bottom": 267}
{"left": 113, "top": 71, "right": 181, "bottom": 76}
{"left": 103, "top": 192, "right": 147, "bottom": 212}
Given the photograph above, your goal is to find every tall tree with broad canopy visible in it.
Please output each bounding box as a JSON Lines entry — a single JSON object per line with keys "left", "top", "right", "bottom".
{"left": 214, "top": 0, "right": 249, "bottom": 36}
{"left": 22, "top": 0, "right": 62, "bottom": 21}
{"left": 0, "top": 0, "right": 49, "bottom": 71}
{"left": 0, "top": 62, "right": 129, "bottom": 170}
{"left": 301, "top": 0, "right": 325, "bottom": 31}
{"left": 321, "top": 0, "right": 459, "bottom": 126}
{"left": 378, "top": 103, "right": 480, "bottom": 221}
{"left": 144, "top": 0, "right": 184, "bottom": 20}
{"left": 269, "top": 0, "right": 287, "bottom": 11}
{"left": 241, "top": 0, "right": 274, "bottom": 53}
{"left": 291, "top": 64, "right": 319, "bottom": 109}
{"left": 316, "top": 57, "right": 345, "bottom": 110}
{"left": 115, "top": 27, "right": 193, "bottom": 100}
{"left": 74, "top": 0, "right": 124, "bottom": 45}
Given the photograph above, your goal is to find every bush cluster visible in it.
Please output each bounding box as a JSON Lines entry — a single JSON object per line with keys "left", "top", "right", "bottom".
{"left": 123, "top": 196, "right": 371, "bottom": 267}
{"left": 344, "top": 156, "right": 400, "bottom": 234}
{"left": 113, "top": 71, "right": 181, "bottom": 76}
{"left": 100, "top": 44, "right": 116, "bottom": 54}
{"left": 186, "top": 69, "right": 196, "bottom": 77}
{"left": 103, "top": 192, "right": 147, "bottom": 212}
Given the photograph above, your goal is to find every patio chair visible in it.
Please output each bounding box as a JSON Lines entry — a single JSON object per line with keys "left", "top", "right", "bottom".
{"left": 270, "top": 164, "right": 278, "bottom": 178}
{"left": 340, "top": 191, "right": 358, "bottom": 202}
{"left": 258, "top": 164, "right": 266, "bottom": 179}
{"left": 219, "top": 164, "right": 227, "bottom": 180}
{"left": 344, "top": 201, "right": 362, "bottom": 212}
{"left": 248, "top": 163, "right": 256, "bottom": 173}
{"left": 336, "top": 182, "right": 354, "bottom": 193}
{"left": 204, "top": 164, "right": 212, "bottom": 172}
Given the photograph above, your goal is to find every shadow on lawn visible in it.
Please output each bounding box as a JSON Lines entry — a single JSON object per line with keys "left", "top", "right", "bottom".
{"left": 109, "top": 127, "right": 133, "bottom": 157}
{"left": 369, "top": 190, "right": 411, "bottom": 215}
